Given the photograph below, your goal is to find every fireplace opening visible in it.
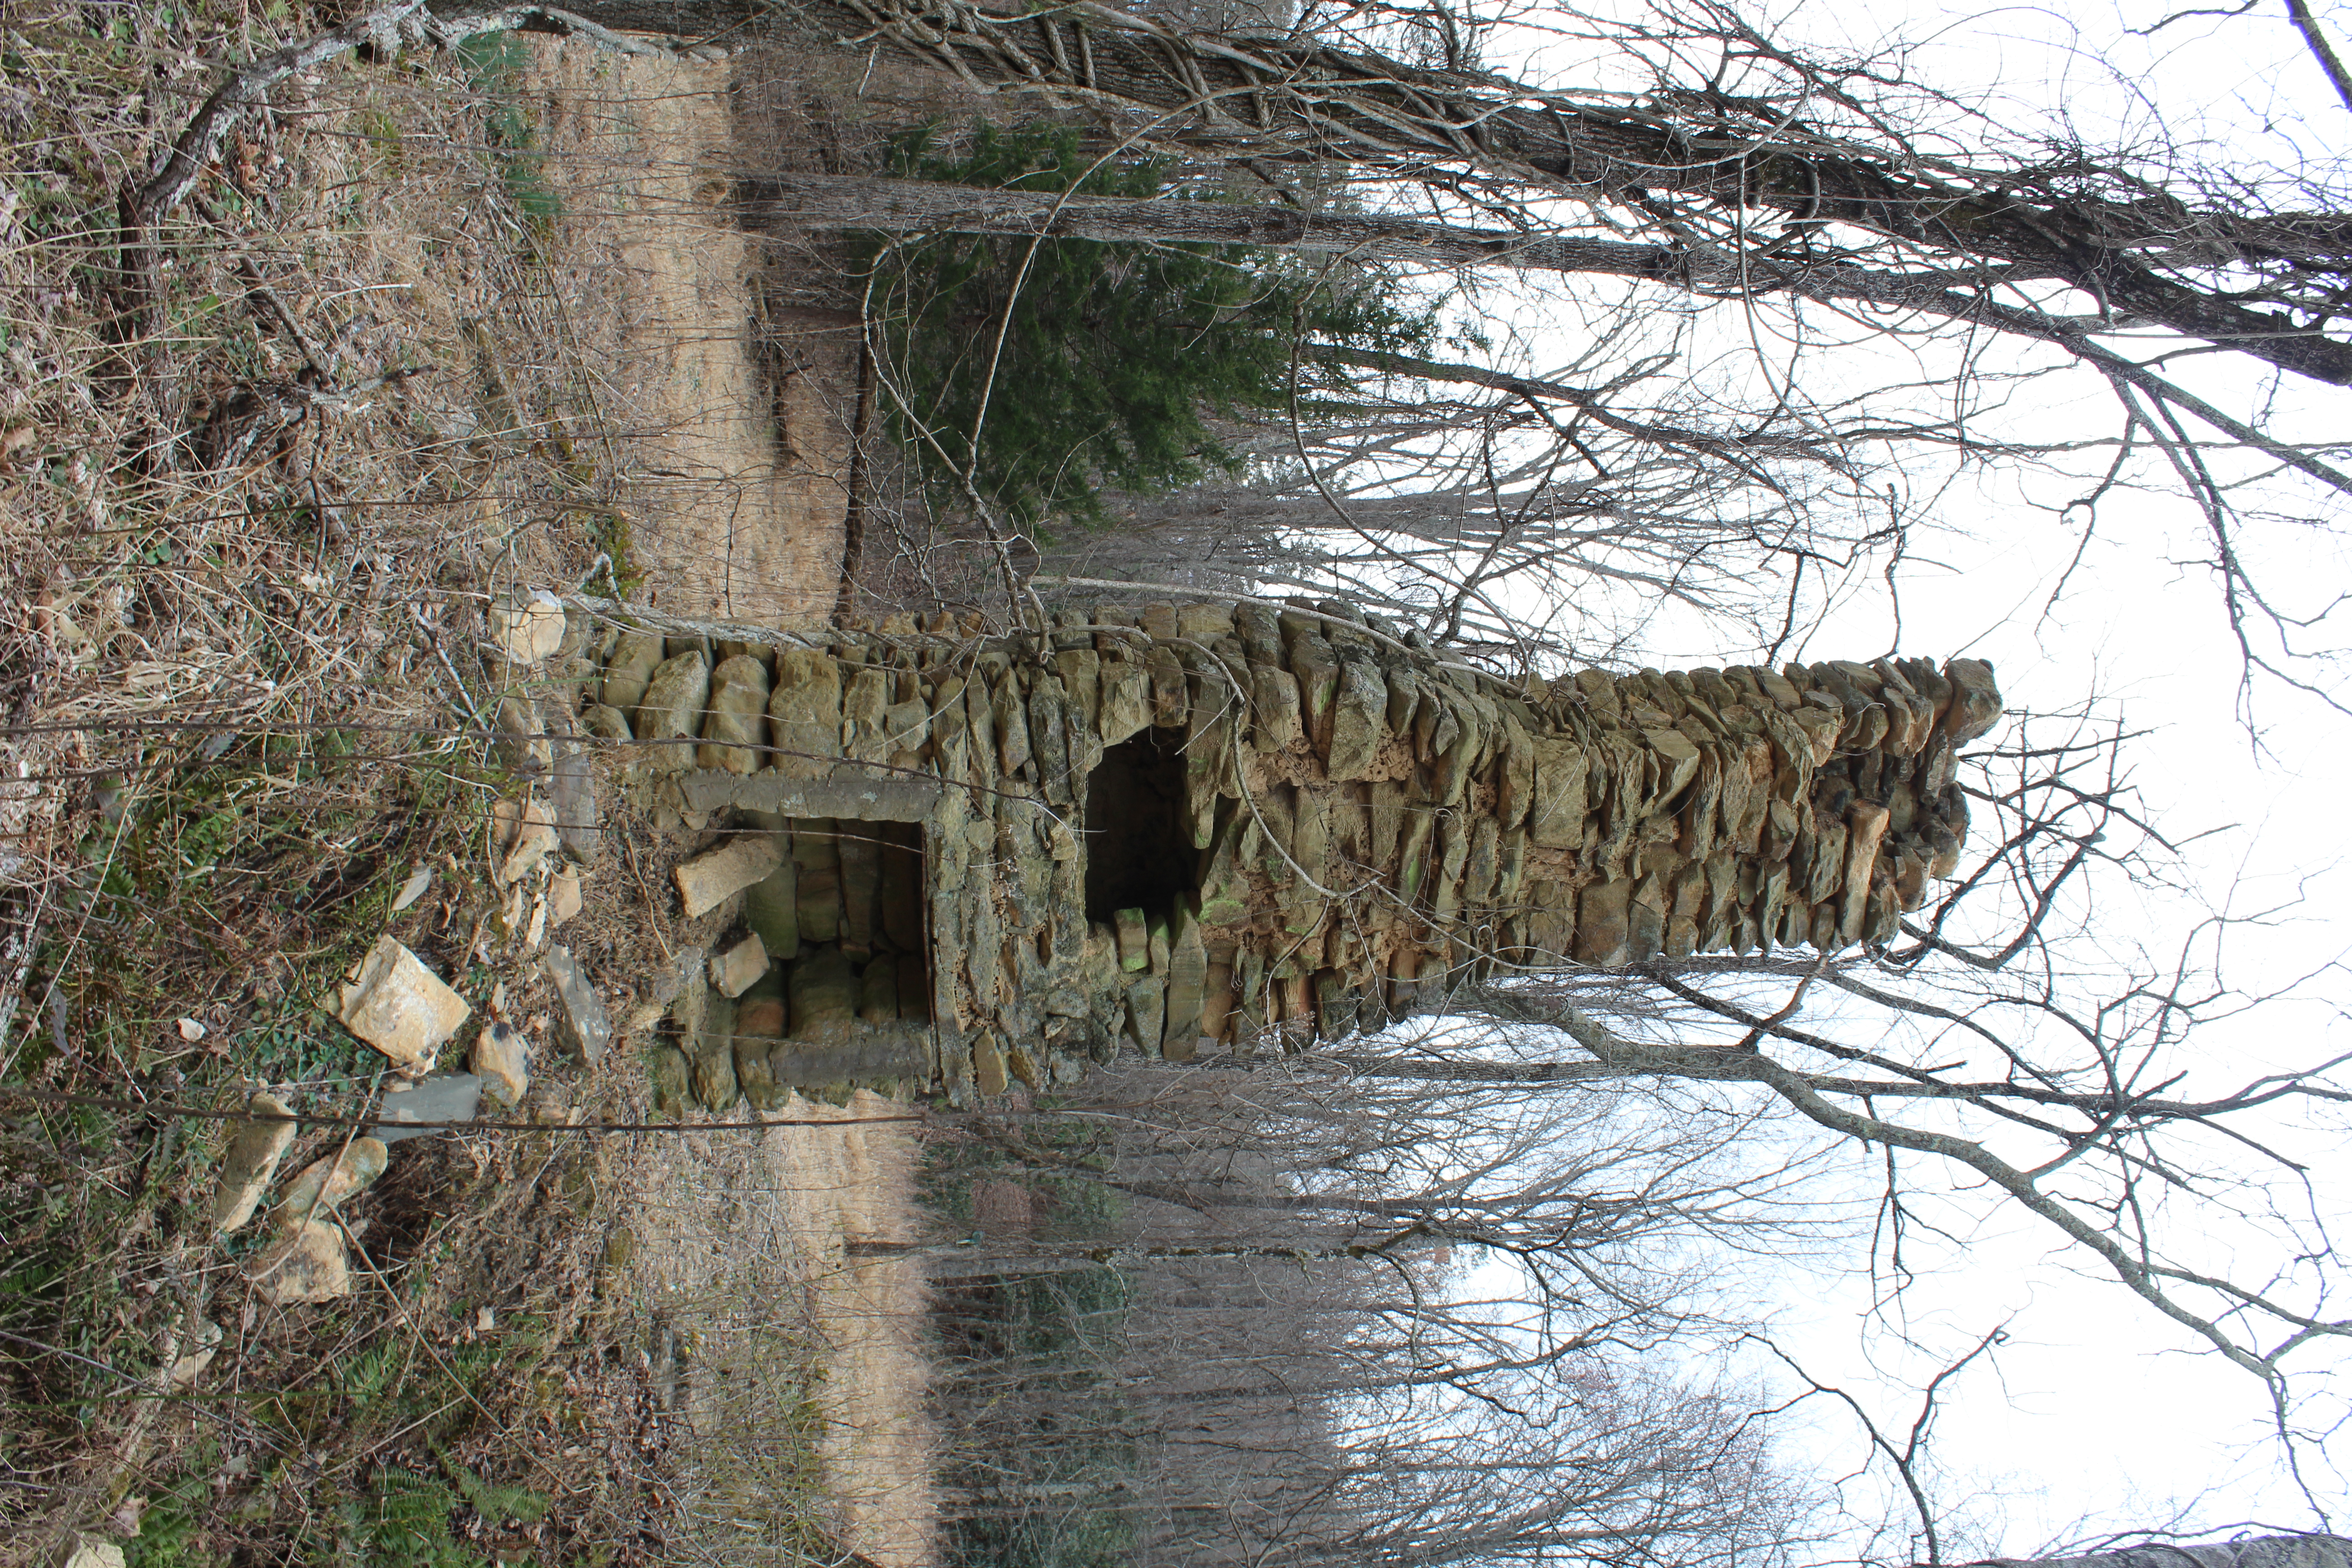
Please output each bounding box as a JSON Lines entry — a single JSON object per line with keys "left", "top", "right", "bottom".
{"left": 1083, "top": 729, "right": 1192, "bottom": 923}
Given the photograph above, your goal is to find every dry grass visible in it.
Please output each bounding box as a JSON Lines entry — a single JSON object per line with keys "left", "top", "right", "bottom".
{"left": 0, "top": 7, "right": 941, "bottom": 1563}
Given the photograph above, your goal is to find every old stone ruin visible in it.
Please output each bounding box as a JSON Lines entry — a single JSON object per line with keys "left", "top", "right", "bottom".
{"left": 555, "top": 595, "right": 2002, "bottom": 1107}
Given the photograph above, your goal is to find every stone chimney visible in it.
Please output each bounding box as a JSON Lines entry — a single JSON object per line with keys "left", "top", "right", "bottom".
{"left": 564, "top": 596, "right": 1999, "bottom": 1103}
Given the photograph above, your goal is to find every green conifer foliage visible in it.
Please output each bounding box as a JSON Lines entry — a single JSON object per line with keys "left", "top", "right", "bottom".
{"left": 867, "top": 123, "right": 1430, "bottom": 530}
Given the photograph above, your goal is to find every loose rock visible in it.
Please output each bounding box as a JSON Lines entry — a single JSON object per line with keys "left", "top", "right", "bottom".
{"left": 710, "top": 931, "right": 768, "bottom": 999}
{"left": 374, "top": 1075, "right": 484, "bottom": 1142}
{"left": 497, "top": 799, "right": 559, "bottom": 887}
{"left": 391, "top": 864, "right": 433, "bottom": 912}
{"left": 251, "top": 1218, "right": 353, "bottom": 1305}
{"left": 471, "top": 1022, "right": 531, "bottom": 1105}
{"left": 542, "top": 945, "right": 611, "bottom": 1063}
{"left": 212, "top": 1091, "right": 297, "bottom": 1234}
{"left": 334, "top": 937, "right": 470, "bottom": 1071}
{"left": 674, "top": 832, "right": 787, "bottom": 919}
{"left": 490, "top": 590, "right": 567, "bottom": 665}
{"left": 547, "top": 866, "right": 582, "bottom": 928}
{"left": 270, "top": 1138, "right": 389, "bottom": 1230}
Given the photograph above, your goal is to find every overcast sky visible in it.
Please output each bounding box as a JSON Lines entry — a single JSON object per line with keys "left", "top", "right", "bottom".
{"left": 1402, "top": 0, "right": 2352, "bottom": 1552}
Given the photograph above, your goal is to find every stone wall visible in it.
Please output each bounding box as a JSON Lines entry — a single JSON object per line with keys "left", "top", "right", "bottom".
{"left": 556, "top": 595, "right": 2001, "bottom": 1105}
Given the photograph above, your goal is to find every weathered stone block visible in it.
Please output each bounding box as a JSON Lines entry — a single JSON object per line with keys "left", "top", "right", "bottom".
{"left": 213, "top": 1092, "right": 297, "bottom": 1234}
{"left": 647, "top": 1044, "right": 691, "bottom": 1116}
{"left": 697, "top": 655, "right": 771, "bottom": 773}
{"left": 1126, "top": 972, "right": 1167, "bottom": 1056}
{"left": 742, "top": 858, "right": 799, "bottom": 958}
{"left": 995, "top": 671, "right": 1031, "bottom": 776}
{"left": 788, "top": 947, "right": 859, "bottom": 1045}
{"left": 711, "top": 932, "right": 768, "bottom": 998}
{"left": 636, "top": 652, "right": 711, "bottom": 775}
{"left": 1574, "top": 878, "right": 1633, "bottom": 967}
{"left": 1098, "top": 659, "right": 1152, "bottom": 746}
{"left": 335, "top": 936, "right": 470, "bottom": 1070}
{"left": 1251, "top": 665, "right": 1303, "bottom": 753}
{"left": 1528, "top": 738, "right": 1591, "bottom": 849}
{"left": 1114, "top": 906, "right": 1150, "bottom": 972}
{"left": 693, "top": 1009, "right": 741, "bottom": 1111}
{"left": 767, "top": 648, "right": 843, "bottom": 779}
{"left": 599, "top": 629, "right": 664, "bottom": 713}
{"left": 1327, "top": 659, "right": 1387, "bottom": 782}
{"left": 972, "top": 1032, "right": 1010, "bottom": 1096}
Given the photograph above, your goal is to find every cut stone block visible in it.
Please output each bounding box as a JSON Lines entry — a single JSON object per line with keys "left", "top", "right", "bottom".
{"left": 768, "top": 647, "right": 843, "bottom": 779}
{"left": 675, "top": 832, "right": 788, "bottom": 919}
{"left": 711, "top": 931, "right": 769, "bottom": 998}
{"left": 335, "top": 937, "right": 470, "bottom": 1070}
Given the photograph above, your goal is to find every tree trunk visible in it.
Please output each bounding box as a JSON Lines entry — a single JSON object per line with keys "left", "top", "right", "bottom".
{"left": 469, "top": 0, "right": 2352, "bottom": 387}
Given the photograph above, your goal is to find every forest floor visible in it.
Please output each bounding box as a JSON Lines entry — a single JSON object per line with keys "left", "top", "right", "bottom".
{"left": 0, "top": 7, "right": 954, "bottom": 1564}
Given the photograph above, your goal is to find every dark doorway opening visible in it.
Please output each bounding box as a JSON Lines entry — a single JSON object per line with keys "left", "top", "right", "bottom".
{"left": 1083, "top": 729, "right": 1191, "bottom": 922}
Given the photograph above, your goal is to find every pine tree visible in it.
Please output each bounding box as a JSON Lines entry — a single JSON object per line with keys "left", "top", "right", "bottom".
{"left": 866, "top": 123, "right": 1429, "bottom": 531}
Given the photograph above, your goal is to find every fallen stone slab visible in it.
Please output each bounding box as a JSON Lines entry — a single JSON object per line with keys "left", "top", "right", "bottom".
{"left": 212, "top": 1091, "right": 297, "bottom": 1235}
{"left": 674, "top": 832, "right": 786, "bottom": 919}
{"left": 334, "top": 937, "right": 470, "bottom": 1071}
{"left": 544, "top": 944, "right": 611, "bottom": 1063}
{"left": 373, "top": 1074, "right": 485, "bottom": 1142}
{"left": 550, "top": 742, "right": 599, "bottom": 859}
{"left": 547, "top": 866, "right": 582, "bottom": 928}
{"left": 489, "top": 589, "right": 566, "bottom": 665}
{"left": 497, "top": 798, "right": 560, "bottom": 887}
{"left": 269, "top": 1137, "right": 388, "bottom": 1230}
{"left": 249, "top": 1219, "right": 350, "bottom": 1306}
{"left": 470, "top": 1022, "right": 531, "bottom": 1105}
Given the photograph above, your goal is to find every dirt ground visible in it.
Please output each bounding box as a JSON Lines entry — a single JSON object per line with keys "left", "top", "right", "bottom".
{"left": 620, "top": 1089, "right": 935, "bottom": 1568}
{"left": 517, "top": 39, "right": 936, "bottom": 1567}
{"left": 522, "top": 38, "right": 858, "bottom": 629}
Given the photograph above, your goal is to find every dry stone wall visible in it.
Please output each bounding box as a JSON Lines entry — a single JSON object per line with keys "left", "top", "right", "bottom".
{"left": 556, "top": 594, "right": 2001, "bottom": 1105}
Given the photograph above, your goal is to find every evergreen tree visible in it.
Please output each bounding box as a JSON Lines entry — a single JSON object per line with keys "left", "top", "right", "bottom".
{"left": 867, "top": 122, "right": 1429, "bottom": 531}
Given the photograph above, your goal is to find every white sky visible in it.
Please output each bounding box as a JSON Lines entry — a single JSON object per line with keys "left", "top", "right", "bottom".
{"left": 1401, "top": 0, "right": 2352, "bottom": 1553}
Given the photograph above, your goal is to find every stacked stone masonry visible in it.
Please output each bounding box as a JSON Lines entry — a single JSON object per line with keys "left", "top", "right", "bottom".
{"left": 561, "top": 596, "right": 2001, "bottom": 1105}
